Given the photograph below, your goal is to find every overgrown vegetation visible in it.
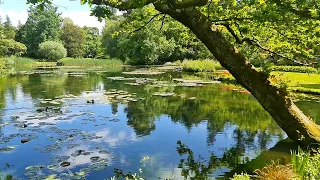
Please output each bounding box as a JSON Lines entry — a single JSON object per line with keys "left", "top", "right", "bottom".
{"left": 59, "top": 57, "right": 123, "bottom": 67}
{"left": 269, "top": 66, "right": 318, "bottom": 74}
{"left": 180, "top": 59, "right": 222, "bottom": 72}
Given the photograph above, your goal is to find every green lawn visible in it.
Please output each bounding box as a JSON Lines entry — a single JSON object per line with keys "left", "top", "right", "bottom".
{"left": 271, "top": 71, "right": 320, "bottom": 94}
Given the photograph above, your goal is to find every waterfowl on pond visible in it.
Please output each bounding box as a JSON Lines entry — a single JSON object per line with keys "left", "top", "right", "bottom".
{"left": 36, "top": 107, "right": 48, "bottom": 112}
{"left": 87, "top": 100, "right": 95, "bottom": 104}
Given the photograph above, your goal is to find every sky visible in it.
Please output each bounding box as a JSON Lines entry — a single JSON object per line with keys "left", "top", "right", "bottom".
{"left": 0, "top": 0, "right": 105, "bottom": 29}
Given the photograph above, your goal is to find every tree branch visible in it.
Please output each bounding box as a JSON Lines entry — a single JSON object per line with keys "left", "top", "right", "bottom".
{"left": 168, "top": 0, "right": 208, "bottom": 9}
{"left": 271, "top": 0, "right": 320, "bottom": 20}
{"left": 160, "top": 14, "right": 166, "bottom": 31}
{"left": 130, "top": 13, "right": 164, "bottom": 34}
{"left": 91, "top": 0, "right": 158, "bottom": 10}
{"left": 223, "top": 23, "right": 317, "bottom": 66}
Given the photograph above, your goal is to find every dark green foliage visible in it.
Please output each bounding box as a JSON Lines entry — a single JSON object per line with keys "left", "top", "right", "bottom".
{"left": 2, "top": 16, "right": 16, "bottom": 39}
{"left": 269, "top": 66, "right": 318, "bottom": 74}
{"left": 101, "top": 7, "right": 213, "bottom": 65}
{"left": 15, "top": 6, "right": 61, "bottom": 57}
{"left": 38, "top": 41, "right": 67, "bottom": 61}
{"left": 83, "top": 26, "right": 102, "bottom": 58}
{"left": 60, "top": 18, "right": 85, "bottom": 58}
{"left": 0, "top": 39, "right": 27, "bottom": 57}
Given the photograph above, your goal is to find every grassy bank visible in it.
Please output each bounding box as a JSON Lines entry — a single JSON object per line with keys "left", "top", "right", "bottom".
{"left": 60, "top": 58, "right": 123, "bottom": 67}
{"left": 270, "top": 72, "right": 320, "bottom": 95}
{"left": 177, "top": 59, "right": 222, "bottom": 72}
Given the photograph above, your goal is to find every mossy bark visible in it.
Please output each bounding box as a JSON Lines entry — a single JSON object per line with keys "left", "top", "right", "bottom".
{"left": 155, "top": 6, "right": 320, "bottom": 145}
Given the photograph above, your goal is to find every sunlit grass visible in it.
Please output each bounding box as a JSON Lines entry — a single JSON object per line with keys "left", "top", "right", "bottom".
{"left": 270, "top": 72, "right": 320, "bottom": 94}
{"left": 181, "top": 59, "right": 222, "bottom": 72}
{"left": 60, "top": 58, "right": 123, "bottom": 67}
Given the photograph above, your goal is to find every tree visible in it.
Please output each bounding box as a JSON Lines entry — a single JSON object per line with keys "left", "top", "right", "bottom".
{"left": 60, "top": 18, "right": 85, "bottom": 58}
{"left": 83, "top": 26, "right": 102, "bottom": 58}
{"left": 102, "top": 8, "right": 213, "bottom": 65}
{"left": 15, "top": 6, "right": 61, "bottom": 57}
{"left": 2, "top": 16, "right": 16, "bottom": 39}
{"left": 28, "top": 0, "right": 320, "bottom": 145}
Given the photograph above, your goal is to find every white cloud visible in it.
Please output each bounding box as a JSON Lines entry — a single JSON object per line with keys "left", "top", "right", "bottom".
{"left": 0, "top": 10, "right": 104, "bottom": 29}
{"left": 62, "top": 11, "right": 105, "bottom": 29}
{"left": 0, "top": 10, "right": 28, "bottom": 26}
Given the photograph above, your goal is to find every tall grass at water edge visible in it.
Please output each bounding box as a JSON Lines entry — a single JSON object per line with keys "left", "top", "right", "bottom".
{"left": 60, "top": 58, "right": 123, "bottom": 67}
{"left": 177, "top": 59, "right": 222, "bottom": 72}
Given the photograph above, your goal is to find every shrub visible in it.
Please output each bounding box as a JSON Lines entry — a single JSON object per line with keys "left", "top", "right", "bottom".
{"left": 254, "top": 161, "right": 296, "bottom": 180}
{"left": 231, "top": 173, "right": 251, "bottom": 180}
{"left": 0, "top": 39, "right": 27, "bottom": 57}
{"left": 269, "top": 66, "right": 318, "bottom": 74}
{"left": 181, "top": 59, "right": 221, "bottom": 72}
{"left": 38, "top": 41, "right": 67, "bottom": 61}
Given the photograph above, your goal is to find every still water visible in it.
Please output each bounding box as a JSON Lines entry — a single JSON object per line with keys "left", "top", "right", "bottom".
{"left": 0, "top": 69, "right": 318, "bottom": 179}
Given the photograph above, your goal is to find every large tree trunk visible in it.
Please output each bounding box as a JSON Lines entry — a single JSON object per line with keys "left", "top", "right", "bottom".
{"left": 155, "top": 6, "right": 320, "bottom": 145}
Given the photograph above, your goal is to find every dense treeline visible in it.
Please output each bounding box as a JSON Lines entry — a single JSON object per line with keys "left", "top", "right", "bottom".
{"left": 0, "top": 5, "right": 212, "bottom": 65}
{"left": 0, "top": 6, "right": 102, "bottom": 62}
{"left": 1, "top": 3, "right": 319, "bottom": 66}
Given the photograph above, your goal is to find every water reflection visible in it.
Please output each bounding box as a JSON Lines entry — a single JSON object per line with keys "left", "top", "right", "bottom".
{"left": 0, "top": 71, "right": 317, "bottom": 179}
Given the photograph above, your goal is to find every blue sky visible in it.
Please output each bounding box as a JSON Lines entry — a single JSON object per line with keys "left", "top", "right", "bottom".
{"left": 0, "top": 0, "right": 105, "bottom": 29}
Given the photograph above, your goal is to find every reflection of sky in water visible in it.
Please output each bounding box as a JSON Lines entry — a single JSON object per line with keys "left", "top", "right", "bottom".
{"left": 0, "top": 73, "right": 293, "bottom": 180}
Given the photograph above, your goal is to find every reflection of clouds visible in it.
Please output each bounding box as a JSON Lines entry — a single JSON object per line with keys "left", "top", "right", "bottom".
{"left": 93, "top": 128, "right": 140, "bottom": 147}
{"left": 54, "top": 145, "right": 113, "bottom": 171}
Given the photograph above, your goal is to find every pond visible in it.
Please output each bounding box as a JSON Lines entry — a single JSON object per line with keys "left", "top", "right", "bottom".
{"left": 0, "top": 69, "right": 319, "bottom": 179}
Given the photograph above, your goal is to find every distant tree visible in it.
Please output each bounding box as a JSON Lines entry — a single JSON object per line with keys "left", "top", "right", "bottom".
{"left": 38, "top": 41, "right": 66, "bottom": 61}
{"left": 83, "top": 26, "right": 102, "bottom": 58}
{"left": 15, "top": 6, "right": 61, "bottom": 57}
{"left": 60, "top": 18, "right": 85, "bottom": 58}
{"left": 2, "top": 16, "right": 16, "bottom": 39}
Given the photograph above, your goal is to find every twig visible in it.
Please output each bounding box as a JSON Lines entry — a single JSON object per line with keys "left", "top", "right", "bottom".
{"left": 130, "top": 13, "right": 164, "bottom": 34}
{"left": 160, "top": 14, "right": 166, "bottom": 31}
{"left": 223, "top": 23, "right": 317, "bottom": 66}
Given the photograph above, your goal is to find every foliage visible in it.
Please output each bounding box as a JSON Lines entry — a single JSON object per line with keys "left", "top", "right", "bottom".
{"left": 254, "top": 161, "right": 296, "bottom": 180}
{"left": 59, "top": 57, "right": 123, "bottom": 67}
{"left": 101, "top": 7, "right": 213, "bottom": 65}
{"left": 0, "top": 39, "right": 27, "bottom": 57}
{"left": 290, "top": 148, "right": 320, "bottom": 179}
{"left": 60, "top": 18, "right": 85, "bottom": 58}
{"left": 83, "top": 26, "right": 103, "bottom": 58}
{"left": 181, "top": 59, "right": 221, "bottom": 72}
{"left": 38, "top": 41, "right": 67, "bottom": 61}
{"left": 1, "top": 16, "right": 16, "bottom": 39}
{"left": 231, "top": 173, "right": 251, "bottom": 180}
{"left": 269, "top": 66, "right": 318, "bottom": 74}
{"left": 15, "top": 6, "right": 61, "bottom": 57}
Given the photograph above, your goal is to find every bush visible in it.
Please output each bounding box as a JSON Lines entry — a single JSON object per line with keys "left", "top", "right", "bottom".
{"left": 38, "top": 41, "right": 67, "bottom": 61}
{"left": 269, "top": 66, "right": 318, "bottom": 74}
{"left": 0, "top": 39, "right": 27, "bottom": 57}
{"left": 231, "top": 173, "right": 250, "bottom": 180}
{"left": 181, "top": 59, "right": 221, "bottom": 72}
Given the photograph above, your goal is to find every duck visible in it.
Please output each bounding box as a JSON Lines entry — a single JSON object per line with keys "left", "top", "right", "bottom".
{"left": 36, "top": 107, "right": 48, "bottom": 112}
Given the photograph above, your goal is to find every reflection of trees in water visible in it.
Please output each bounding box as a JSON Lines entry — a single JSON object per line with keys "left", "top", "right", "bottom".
{"left": 123, "top": 83, "right": 283, "bottom": 146}
{"left": 176, "top": 138, "right": 296, "bottom": 179}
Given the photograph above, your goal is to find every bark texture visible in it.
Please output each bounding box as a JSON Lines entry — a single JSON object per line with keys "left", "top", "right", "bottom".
{"left": 155, "top": 5, "right": 320, "bottom": 145}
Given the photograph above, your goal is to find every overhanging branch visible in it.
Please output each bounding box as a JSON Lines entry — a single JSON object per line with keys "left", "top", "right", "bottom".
{"left": 92, "top": 0, "right": 158, "bottom": 10}
{"left": 223, "top": 23, "right": 317, "bottom": 66}
{"left": 130, "top": 13, "right": 164, "bottom": 34}
{"left": 272, "top": 0, "right": 320, "bottom": 20}
{"left": 169, "top": 0, "right": 208, "bottom": 9}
